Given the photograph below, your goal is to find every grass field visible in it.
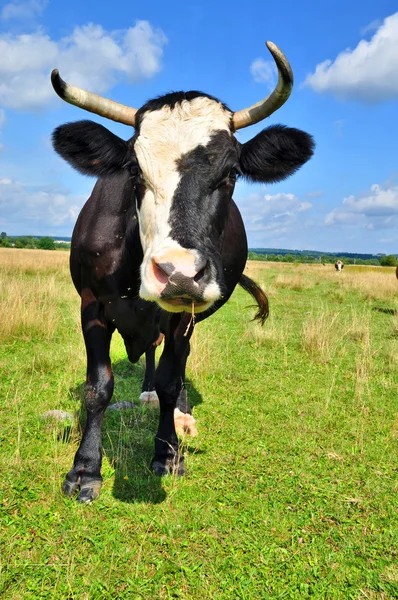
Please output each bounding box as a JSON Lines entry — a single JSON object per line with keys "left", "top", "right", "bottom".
{"left": 0, "top": 248, "right": 397, "bottom": 599}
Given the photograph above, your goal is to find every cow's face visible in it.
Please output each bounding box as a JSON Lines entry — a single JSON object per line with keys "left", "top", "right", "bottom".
{"left": 52, "top": 97, "right": 314, "bottom": 315}
{"left": 132, "top": 96, "right": 237, "bottom": 313}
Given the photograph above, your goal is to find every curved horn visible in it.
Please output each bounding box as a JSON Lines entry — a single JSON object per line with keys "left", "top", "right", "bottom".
{"left": 232, "top": 41, "right": 294, "bottom": 131}
{"left": 51, "top": 70, "right": 137, "bottom": 127}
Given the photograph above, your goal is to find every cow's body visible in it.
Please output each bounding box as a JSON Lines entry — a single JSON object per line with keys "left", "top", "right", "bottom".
{"left": 52, "top": 43, "right": 315, "bottom": 502}
{"left": 335, "top": 260, "right": 344, "bottom": 272}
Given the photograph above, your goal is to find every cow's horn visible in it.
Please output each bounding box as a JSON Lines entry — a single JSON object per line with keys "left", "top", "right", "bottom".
{"left": 51, "top": 69, "right": 137, "bottom": 127}
{"left": 232, "top": 41, "right": 293, "bottom": 130}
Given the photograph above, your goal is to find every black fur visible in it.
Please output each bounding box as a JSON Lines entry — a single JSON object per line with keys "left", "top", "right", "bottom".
{"left": 239, "top": 125, "right": 315, "bottom": 183}
{"left": 168, "top": 131, "right": 239, "bottom": 252}
{"left": 52, "top": 120, "right": 131, "bottom": 177}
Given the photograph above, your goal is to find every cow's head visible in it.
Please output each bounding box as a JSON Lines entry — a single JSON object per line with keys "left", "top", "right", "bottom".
{"left": 52, "top": 42, "right": 314, "bottom": 314}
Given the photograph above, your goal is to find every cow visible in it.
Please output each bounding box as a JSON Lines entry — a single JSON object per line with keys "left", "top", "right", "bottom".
{"left": 51, "top": 41, "right": 315, "bottom": 502}
{"left": 335, "top": 260, "right": 344, "bottom": 272}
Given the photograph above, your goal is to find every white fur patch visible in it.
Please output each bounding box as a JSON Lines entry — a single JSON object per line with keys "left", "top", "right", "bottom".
{"left": 139, "top": 391, "right": 159, "bottom": 405}
{"left": 202, "top": 280, "right": 222, "bottom": 303}
{"left": 174, "top": 407, "right": 198, "bottom": 437}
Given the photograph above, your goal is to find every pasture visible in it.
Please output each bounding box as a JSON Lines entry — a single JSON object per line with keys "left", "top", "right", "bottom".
{"left": 0, "top": 248, "right": 397, "bottom": 599}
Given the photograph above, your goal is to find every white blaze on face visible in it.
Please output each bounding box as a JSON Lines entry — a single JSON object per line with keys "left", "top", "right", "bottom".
{"left": 134, "top": 97, "right": 232, "bottom": 305}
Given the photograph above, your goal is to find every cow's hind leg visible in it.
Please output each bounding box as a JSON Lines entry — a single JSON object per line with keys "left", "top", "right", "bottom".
{"left": 152, "top": 315, "right": 193, "bottom": 476}
{"left": 139, "top": 340, "right": 197, "bottom": 434}
{"left": 139, "top": 344, "right": 159, "bottom": 405}
{"left": 63, "top": 290, "right": 114, "bottom": 503}
{"left": 140, "top": 345, "right": 198, "bottom": 434}
{"left": 174, "top": 371, "right": 198, "bottom": 438}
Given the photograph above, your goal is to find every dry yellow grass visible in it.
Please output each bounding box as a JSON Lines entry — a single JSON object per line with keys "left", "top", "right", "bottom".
{"left": 246, "top": 261, "right": 398, "bottom": 303}
{"left": 0, "top": 248, "right": 76, "bottom": 341}
{"left": 302, "top": 304, "right": 373, "bottom": 364}
{"left": 189, "top": 327, "right": 216, "bottom": 378}
{"left": 273, "top": 273, "right": 315, "bottom": 291}
{"left": 244, "top": 313, "right": 287, "bottom": 348}
{"left": 339, "top": 269, "right": 398, "bottom": 302}
{"left": 189, "top": 321, "right": 233, "bottom": 378}
{"left": 0, "top": 247, "right": 69, "bottom": 273}
{"left": 302, "top": 308, "right": 344, "bottom": 363}
{"left": 346, "top": 306, "right": 372, "bottom": 343}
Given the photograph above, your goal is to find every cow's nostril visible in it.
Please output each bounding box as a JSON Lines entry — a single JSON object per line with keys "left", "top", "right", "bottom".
{"left": 193, "top": 262, "right": 208, "bottom": 282}
{"left": 152, "top": 260, "right": 170, "bottom": 284}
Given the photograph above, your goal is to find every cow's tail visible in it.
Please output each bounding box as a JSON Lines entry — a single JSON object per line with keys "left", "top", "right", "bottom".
{"left": 238, "top": 274, "right": 269, "bottom": 326}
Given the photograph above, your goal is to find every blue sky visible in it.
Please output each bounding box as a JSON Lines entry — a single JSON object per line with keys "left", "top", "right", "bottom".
{"left": 0, "top": 0, "right": 398, "bottom": 253}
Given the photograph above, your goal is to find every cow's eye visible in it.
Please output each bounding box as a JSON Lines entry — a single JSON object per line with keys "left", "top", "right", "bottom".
{"left": 228, "top": 168, "right": 238, "bottom": 181}
{"left": 130, "top": 164, "right": 141, "bottom": 177}
{"left": 216, "top": 168, "right": 239, "bottom": 190}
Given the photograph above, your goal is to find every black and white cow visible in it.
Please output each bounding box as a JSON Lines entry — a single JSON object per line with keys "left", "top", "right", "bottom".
{"left": 51, "top": 42, "right": 314, "bottom": 502}
{"left": 335, "top": 260, "right": 344, "bottom": 272}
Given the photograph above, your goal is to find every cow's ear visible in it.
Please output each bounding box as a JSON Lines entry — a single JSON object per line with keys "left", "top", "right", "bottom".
{"left": 52, "top": 120, "right": 130, "bottom": 177}
{"left": 239, "top": 125, "right": 315, "bottom": 183}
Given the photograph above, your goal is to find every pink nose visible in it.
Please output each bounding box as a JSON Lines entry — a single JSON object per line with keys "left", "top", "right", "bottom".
{"left": 152, "top": 258, "right": 208, "bottom": 287}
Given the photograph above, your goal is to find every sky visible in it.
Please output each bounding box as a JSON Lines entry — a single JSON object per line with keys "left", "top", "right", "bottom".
{"left": 0, "top": 0, "right": 398, "bottom": 253}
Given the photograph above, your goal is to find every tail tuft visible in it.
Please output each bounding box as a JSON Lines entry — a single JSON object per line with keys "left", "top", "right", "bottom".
{"left": 238, "top": 274, "right": 269, "bottom": 325}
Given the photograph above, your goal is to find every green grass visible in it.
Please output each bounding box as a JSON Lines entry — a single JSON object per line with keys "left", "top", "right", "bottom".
{"left": 1, "top": 252, "right": 397, "bottom": 599}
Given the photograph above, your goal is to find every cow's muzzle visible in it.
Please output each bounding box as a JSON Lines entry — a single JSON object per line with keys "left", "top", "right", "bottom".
{"left": 140, "top": 250, "right": 221, "bottom": 313}
{"left": 155, "top": 259, "right": 211, "bottom": 307}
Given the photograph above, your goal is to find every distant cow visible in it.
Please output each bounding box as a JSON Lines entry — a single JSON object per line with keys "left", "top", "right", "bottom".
{"left": 335, "top": 260, "right": 344, "bottom": 272}
{"left": 51, "top": 41, "right": 314, "bottom": 502}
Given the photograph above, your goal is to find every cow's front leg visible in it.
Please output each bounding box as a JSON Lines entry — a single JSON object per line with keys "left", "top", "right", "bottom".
{"left": 152, "top": 315, "right": 192, "bottom": 476}
{"left": 63, "top": 290, "right": 114, "bottom": 503}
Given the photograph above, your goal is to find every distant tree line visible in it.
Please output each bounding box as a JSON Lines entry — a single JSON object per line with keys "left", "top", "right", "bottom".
{"left": 0, "top": 232, "right": 71, "bottom": 251}
{"left": 247, "top": 250, "right": 397, "bottom": 267}
{"left": 1, "top": 231, "right": 396, "bottom": 265}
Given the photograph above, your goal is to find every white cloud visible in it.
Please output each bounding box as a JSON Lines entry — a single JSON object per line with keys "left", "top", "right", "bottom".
{"left": 1, "top": 0, "right": 48, "bottom": 21}
{"left": 250, "top": 58, "right": 276, "bottom": 85}
{"left": 0, "top": 20, "right": 167, "bottom": 111}
{"left": 236, "top": 191, "right": 312, "bottom": 243}
{"left": 325, "top": 183, "right": 398, "bottom": 229}
{"left": 0, "top": 177, "right": 86, "bottom": 233}
{"left": 303, "top": 12, "right": 398, "bottom": 102}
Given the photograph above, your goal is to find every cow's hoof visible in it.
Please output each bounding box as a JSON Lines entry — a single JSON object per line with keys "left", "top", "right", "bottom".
{"left": 62, "top": 477, "right": 80, "bottom": 497}
{"left": 139, "top": 391, "right": 159, "bottom": 406}
{"left": 76, "top": 480, "right": 102, "bottom": 504}
{"left": 174, "top": 408, "right": 198, "bottom": 437}
{"left": 62, "top": 473, "right": 102, "bottom": 502}
{"left": 152, "top": 457, "right": 185, "bottom": 477}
